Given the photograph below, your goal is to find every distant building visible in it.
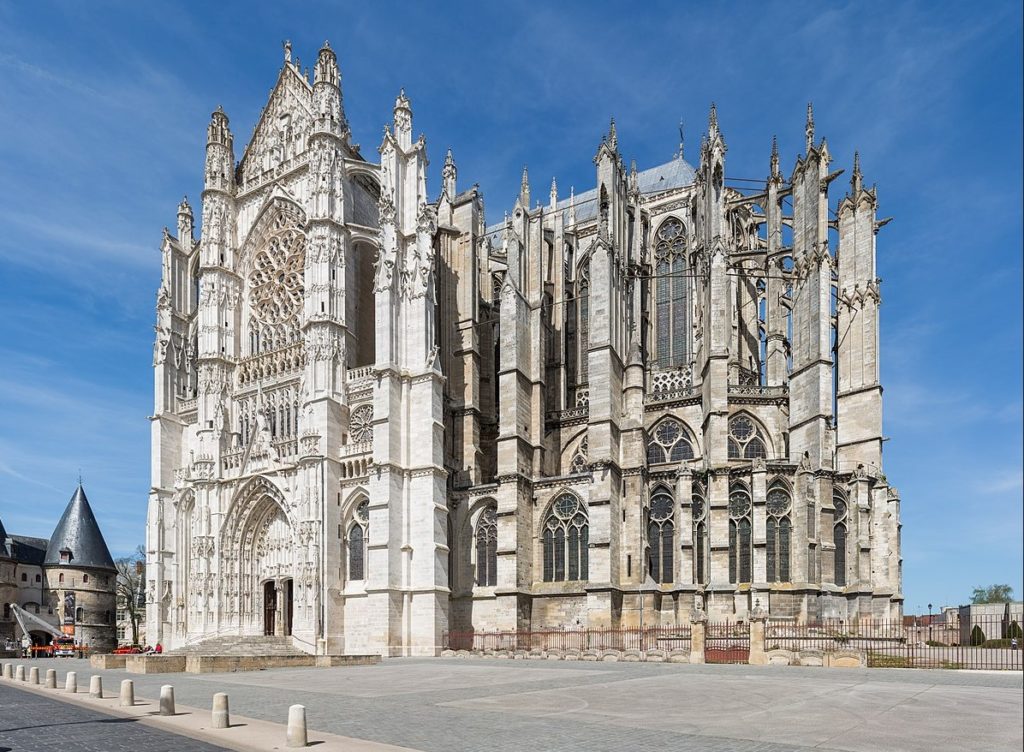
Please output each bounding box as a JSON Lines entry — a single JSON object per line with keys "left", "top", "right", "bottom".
{"left": 958, "top": 602, "right": 1023, "bottom": 645}
{"left": 0, "top": 484, "right": 117, "bottom": 651}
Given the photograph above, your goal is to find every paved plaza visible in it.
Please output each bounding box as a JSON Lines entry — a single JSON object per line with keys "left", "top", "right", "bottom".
{"left": 0, "top": 681, "right": 229, "bottom": 752}
{"left": 2, "top": 658, "right": 1022, "bottom": 752}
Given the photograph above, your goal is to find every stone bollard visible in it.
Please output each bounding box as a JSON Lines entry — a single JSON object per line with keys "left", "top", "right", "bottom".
{"left": 65, "top": 671, "right": 77, "bottom": 693}
{"left": 212, "top": 692, "right": 230, "bottom": 729}
{"left": 159, "top": 685, "right": 175, "bottom": 716}
{"left": 120, "top": 679, "right": 135, "bottom": 707}
{"left": 89, "top": 675, "right": 103, "bottom": 698}
{"left": 15, "top": 665, "right": 25, "bottom": 682}
{"left": 45, "top": 669, "right": 57, "bottom": 688}
{"left": 2, "top": 663, "right": 12, "bottom": 679}
{"left": 286, "top": 704, "right": 307, "bottom": 748}
{"left": 689, "top": 618, "right": 706, "bottom": 664}
{"left": 29, "top": 667, "right": 39, "bottom": 685}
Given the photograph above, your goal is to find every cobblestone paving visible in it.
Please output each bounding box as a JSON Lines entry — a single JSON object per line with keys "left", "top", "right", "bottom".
{"left": 9, "top": 658, "right": 1024, "bottom": 752}
{"left": 0, "top": 682, "right": 229, "bottom": 752}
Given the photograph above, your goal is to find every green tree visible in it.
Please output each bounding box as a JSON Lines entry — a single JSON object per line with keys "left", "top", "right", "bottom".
{"left": 970, "top": 625, "right": 985, "bottom": 646}
{"left": 115, "top": 545, "right": 146, "bottom": 646}
{"left": 970, "top": 584, "right": 1014, "bottom": 604}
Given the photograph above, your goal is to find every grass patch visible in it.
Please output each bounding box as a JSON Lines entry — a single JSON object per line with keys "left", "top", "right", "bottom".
{"left": 868, "top": 652, "right": 913, "bottom": 668}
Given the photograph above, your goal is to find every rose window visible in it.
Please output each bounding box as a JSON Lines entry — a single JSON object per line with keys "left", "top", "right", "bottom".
{"left": 350, "top": 404, "right": 373, "bottom": 443}
{"left": 249, "top": 226, "right": 306, "bottom": 326}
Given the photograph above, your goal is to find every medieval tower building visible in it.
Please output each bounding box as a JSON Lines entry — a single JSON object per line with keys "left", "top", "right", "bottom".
{"left": 147, "top": 44, "right": 902, "bottom": 656}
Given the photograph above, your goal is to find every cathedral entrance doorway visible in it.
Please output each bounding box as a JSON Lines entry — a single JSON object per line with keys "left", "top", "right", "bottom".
{"left": 263, "top": 581, "right": 276, "bottom": 635}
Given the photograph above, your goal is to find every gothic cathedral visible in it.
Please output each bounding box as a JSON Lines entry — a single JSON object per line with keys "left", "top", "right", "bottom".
{"left": 147, "top": 43, "right": 902, "bottom": 656}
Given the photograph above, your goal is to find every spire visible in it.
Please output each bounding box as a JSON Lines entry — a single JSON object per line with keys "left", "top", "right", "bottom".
{"left": 393, "top": 88, "right": 413, "bottom": 148}
{"left": 770, "top": 135, "right": 780, "bottom": 178}
{"left": 549, "top": 176, "right": 558, "bottom": 210}
{"left": 177, "top": 195, "right": 194, "bottom": 244}
{"left": 677, "top": 119, "right": 684, "bottom": 160}
{"left": 442, "top": 147, "right": 457, "bottom": 198}
{"left": 568, "top": 186, "right": 576, "bottom": 225}
{"left": 709, "top": 102, "right": 718, "bottom": 134}
{"left": 805, "top": 102, "right": 815, "bottom": 153}
{"left": 44, "top": 484, "right": 115, "bottom": 571}
{"left": 851, "top": 150, "right": 863, "bottom": 193}
{"left": 207, "top": 105, "right": 231, "bottom": 146}
{"left": 608, "top": 117, "right": 618, "bottom": 151}
{"left": 519, "top": 165, "right": 530, "bottom": 207}
{"left": 629, "top": 159, "right": 639, "bottom": 200}
{"left": 314, "top": 40, "right": 339, "bottom": 86}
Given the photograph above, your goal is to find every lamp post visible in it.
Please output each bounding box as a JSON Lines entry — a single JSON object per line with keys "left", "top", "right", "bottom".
{"left": 928, "top": 603, "right": 933, "bottom": 644}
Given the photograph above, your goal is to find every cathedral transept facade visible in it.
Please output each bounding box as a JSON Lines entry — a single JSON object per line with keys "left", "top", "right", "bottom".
{"left": 147, "top": 43, "right": 902, "bottom": 656}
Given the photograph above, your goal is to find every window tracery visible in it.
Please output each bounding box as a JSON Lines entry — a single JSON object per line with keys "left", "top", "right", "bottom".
{"left": 542, "top": 494, "right": 589, "bottom": 582}
{"left": 765, "top": 486, "right": 791, "bottom": 583}
{"left": 475, "top": 506, "right": 497, "bottom": 587}
{"left": 833, "top": 493, "right": 848, "bottom": 587}
{"left": 693, "top": 483, "right": 708, "bottom": 585}
{"left": 728, "top": 486, "right": 752, "bottom": 584}
{"left": 248, "top": 221, "right": 306, "bottom": 352}
{"left": 654, "top": 218, "right": 688, "bottom": 367}
{"left": 648, "top": 488, "right": 674, "bottom": 584}
{"left": 646, "top": 417, "right": 695, "bottom": 464}
{"left": 568, "top": 437, "right": 588, "bottom": 474}
{"left": 347, "top": 499, "right": 369, "bottom": 582}
{"left": 350, "top": 404, "right": 373, "bottom": 444}
{"left": 727, "top": 415, "right": 768, "bottom": 460}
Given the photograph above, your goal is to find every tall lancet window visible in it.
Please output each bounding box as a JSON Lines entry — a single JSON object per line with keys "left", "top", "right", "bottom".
{"left": 765, "top": 485, "right": 792, "bottom": 583}
{"left": 654, "top": 218, "right": 688, "bottom": 367}
{"left": 692, "top": 483, "right": 708, "bottom": 585}
{"left": 542, "top": 493, "right": 589, "bottom": 582}
{"left": 648, "top": 488, "right": 675, "bottom": 584}
{"left": 577, "top": 261, "right": 590, "bottom": 387}
{"left": 475, "top": 505, "right": 498, "bottom": 587}
{"left": 347, "top": 499, "right": 369, "bottom": 582}
{"left": 833, "top": 493, "right": 848, "bottom": 587}
{"left": 728, "top": 486, "right": 752, "bottom": 584}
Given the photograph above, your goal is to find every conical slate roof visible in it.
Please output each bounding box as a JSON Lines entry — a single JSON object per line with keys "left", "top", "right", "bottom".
{"left": 44, "top": 484, "right": 116, "bottom": 571}
{"left": 0, "top": 514, "right": 9, "bottom": 557}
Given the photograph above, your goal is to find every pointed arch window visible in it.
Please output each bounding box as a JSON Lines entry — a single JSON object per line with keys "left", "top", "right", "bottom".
{"left": 693, "top": 483, "right": 708, "bottom": 585}
{"left": 833, "top": 494, "right": 848, "bottom": 587}
{"left": 347, "top": 500, "right": 369, "bottom": 582}
{"left": 475, "top": 506, "right": 498, "bottom": 587}
{"left": 654, "top": 218, "right": 689, "bottom": 367}
{"left": 646, "top": 418, "right": 695, "bottom": 464}
{"left": 577, "top": 261, "right": 590, "bottom": 386}
{"left": 542, "top": 494, "right": 589, "bottom": 582}
{"left": 765, "top": 486, "right": 791, "bottom": 583}
{"left": 728, "top": 415, "right": 768, "bottom": 460}
{"left": 728, "top": 486, "right": 752, "bottom": 584}
{"left": 568, "top": 437, "right": 588, "bottom": 474}
{"left": 648, "top": 489, "right": 674, "bottom": 584}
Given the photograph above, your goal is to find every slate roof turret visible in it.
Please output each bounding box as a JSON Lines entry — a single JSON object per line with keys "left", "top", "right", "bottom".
{"left": 43, "top": 484, "right": 116, "bottom": 571}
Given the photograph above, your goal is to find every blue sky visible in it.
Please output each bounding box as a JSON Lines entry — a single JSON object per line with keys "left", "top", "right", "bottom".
{"left": 0, "top": 1, "right": 1020, "bottom": 612}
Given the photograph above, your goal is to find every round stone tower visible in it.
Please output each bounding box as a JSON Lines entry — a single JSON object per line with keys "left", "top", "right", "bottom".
{"left": 43, "top": 485, "right": 117, "bottom": 652}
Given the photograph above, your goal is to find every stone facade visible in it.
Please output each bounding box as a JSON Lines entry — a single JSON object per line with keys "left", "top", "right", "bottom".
{"left": 0, "top": 485, "right": 117, "bottom": 652}
{"left": 147, "top": 44, "right": 902, "bottom": 657}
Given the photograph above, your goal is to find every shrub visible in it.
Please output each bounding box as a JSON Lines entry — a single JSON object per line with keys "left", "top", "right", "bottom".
{"left": 970, "top": 625, "right": 986, "bottom": 646}
{"left": 1004, "top": 621, "right": 1022, "bottom": 640}
{"left": 981, "top": 639, "right": 1014, "bottom": 649}
{"left": 925, "top": 640, "right": 947, "bottom": 647}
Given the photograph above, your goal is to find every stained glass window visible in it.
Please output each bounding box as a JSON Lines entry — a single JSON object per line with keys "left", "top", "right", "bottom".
{"left": 646, "top": 418, "right": 695, "bottom": 464}
{"left": 475, "top": 506, "right": 497, "bottom": 587}
{"left": 766, "top": 487, "right": 791, "bottom": 583}
{"left": 542, "top": 494, "right": 589, "bottom": 582}
{"left": 348, "top": 500, "right": 369, "bottom": 582}
{"left": 834, "top": 492, "right": 848, "bottom": 587}
{"left": 693, "top": 485, "right": 707, "bottom": 585}
{"left": 654, "top": 218, "right": 688, "bottom": 367}
{"left": 648, "top": 489, "right": 674, "bottom": 584}
{"left": 728, "top": 415, "right": 769, "bottom": 460}
{"left": 728, "top": 487, "right": 752, "bottom": 584}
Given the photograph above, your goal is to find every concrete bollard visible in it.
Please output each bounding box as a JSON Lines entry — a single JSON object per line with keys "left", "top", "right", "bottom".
{"left": 159, "top": 685, "right": 175, "bottom": 716}
{"left": 286, "top": 704, "right": 307, "bottom": 748}
{"left": 2, "top": 663, "right": 12, "bottom": 679}
{"left": 89, "top": 675, "right": 103, "bottom": 698}
{"left": 212, "top": 692, "right": 230, "bottom": 729}
{"left": 45, "top": 669, "right": 57, "bottom": 688}
{"left": 65, "top": 671, "right": 77, "bottom": 693}
{"left": 120, "top": 679, "right": 135, "bottom": 707}
{"left": 29, "top": 667, "right": 39, "bottom": 684}
{"left": 15, "top": 665, "right": 25, "bottom": 682}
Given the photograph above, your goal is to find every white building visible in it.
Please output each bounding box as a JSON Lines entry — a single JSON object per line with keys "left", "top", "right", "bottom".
{"left": 147, "top": 43, "right": 902, "bottom": 656}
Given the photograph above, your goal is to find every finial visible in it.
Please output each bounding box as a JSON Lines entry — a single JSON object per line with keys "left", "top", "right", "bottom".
{"left": 805, "top": 102, "right": 815, "bottom": 152}
{"left": 770, "top": 135, "right": 780, "bottom": 177}
{"left": 608, "top": 117, "right": 617, "bottom": 149}
{"left": 77, "top": 468, "right": 82, "bottom": 486}
{"left": 520, "top": 164, "right": 529, "bottom": 193}
{"left": 677, "top": 119, "right": 684, "bottom": 160}
{"left": 549, "top": 176, "right": 558, "bottom": 208}
{"left": 851, "top": 150, "right": 863, "bottom": 193}
{"left": 283, "top": 39, "right": 292, "bottom": 63}
{"left": 322, "top": 39, "right": 331, "bottom": 51}
{"left": 709, "top": 102, "right": 718, "bottom": 132}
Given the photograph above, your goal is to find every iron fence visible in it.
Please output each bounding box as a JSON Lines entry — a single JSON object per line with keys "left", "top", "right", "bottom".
{"left": 767, "top": 616, "right": 1023, "bottom": 670}
{"left": 706, "top": 620, "right": 750, "bottom": 664}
